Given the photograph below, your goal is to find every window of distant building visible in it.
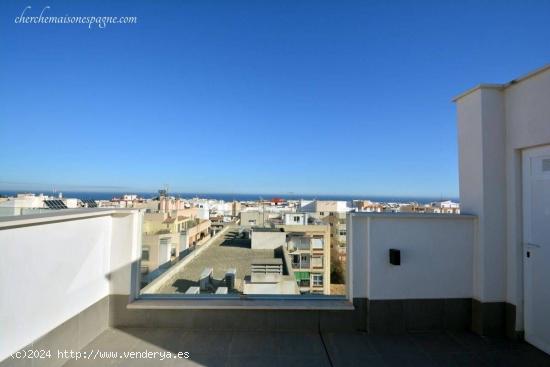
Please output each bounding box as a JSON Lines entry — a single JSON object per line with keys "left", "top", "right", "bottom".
{"left": 293, "top": 216, "right": 300, "bottom": 222}
{"left": 142, "top": 246, "right": 150, "bottom": 261}
{"left": 339, "top": 230, "right": 346, "bottom": 236}
{"left": 311, "top": 236, "right": 323, "bottom": 249}
{"left": 319, "top": 212, "right": 324, "bottom": 216}
{"left": 312, "top": 274, "right": 323, "bottom": 286}
{"left": 312, "top": 256, "right": 323, "bottom": 268}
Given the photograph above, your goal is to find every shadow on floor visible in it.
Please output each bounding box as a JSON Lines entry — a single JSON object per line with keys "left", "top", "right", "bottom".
{"left": 219, "top": 237, "right": 251, "bottom": 249}
{"left": 171, "top": 277, "right": 235, "bottom": 294}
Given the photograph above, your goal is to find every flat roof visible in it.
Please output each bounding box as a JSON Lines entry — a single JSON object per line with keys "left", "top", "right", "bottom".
{"left": 156, "top": 227, "right": 286, "bottom": 294}
{"left": 349, "top": 212, "right": 476, "bottom": 220}
{"left": 453, "top": 64, "right": 550, "bottom": 102}
{"left": 252, "top": 227, "right": 284, "bottom": 232}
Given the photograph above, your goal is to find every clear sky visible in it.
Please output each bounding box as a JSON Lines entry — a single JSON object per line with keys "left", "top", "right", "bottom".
{"left": 1, "top": 1, "right": 549, "bottom": 197}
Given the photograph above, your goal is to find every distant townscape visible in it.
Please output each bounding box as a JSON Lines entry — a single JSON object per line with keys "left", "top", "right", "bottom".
{"left": 0, "top": 190, "right": 459, "bottom": 297}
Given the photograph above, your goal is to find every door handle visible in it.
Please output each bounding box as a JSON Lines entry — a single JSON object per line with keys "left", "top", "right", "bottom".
{"left": 525, "top": 242, "right": 541, "bottom": 248}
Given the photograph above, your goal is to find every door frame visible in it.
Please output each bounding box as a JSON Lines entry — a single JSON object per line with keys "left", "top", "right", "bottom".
{"left": 522, "top": 144, "right": 550, "bottom": 353}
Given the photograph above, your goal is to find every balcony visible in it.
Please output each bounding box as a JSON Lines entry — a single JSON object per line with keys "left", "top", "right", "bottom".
{"left": 1, "top": 209, "right": 550, "bottom": 366}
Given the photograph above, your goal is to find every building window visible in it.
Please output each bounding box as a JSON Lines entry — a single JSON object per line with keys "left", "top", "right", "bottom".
{"left": 311, "top": 237, "right": 323, "bottom": 249}
{"left": 339, "top": 230, "right": 346, "bottom": 236}
{"left": 142, "top": 246, "right": 150, "bottom": 261}
{"left": 312, "top": 256, "right": 323, "bottom": 268}
{"left": 312, "top": 274, "right": 323, "bottom": 287}
{"left": 299, "top": 253, "right": 310, "bottom": 268}
{"left": 319, "top": 212, "right": 324, "bottom": 216}
{"left": 293, "top": 216, "right": 301, "bottom": 222}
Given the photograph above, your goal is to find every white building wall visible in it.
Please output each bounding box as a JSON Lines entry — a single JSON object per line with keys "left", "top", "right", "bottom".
{"left": 455, "top": 65, "right": 550, "bottom": 331}
{"left": 349, "top": 213, "right": 475, "bottom": 300}
{"left": 457, "top": 87, "right": 507, "bottom": 303}
{"left": 0, "top": 210, "right": 142, "bottom": 361}
{"left": 283, "top": 213, "right": 308, "bottom": 225}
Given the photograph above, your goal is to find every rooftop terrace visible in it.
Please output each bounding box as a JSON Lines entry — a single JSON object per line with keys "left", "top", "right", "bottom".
{"left": 154, "top": 226, "right": 292, "bottom": 294}
{"left": 62, "top": 328, "right": 550, "bottom": 367}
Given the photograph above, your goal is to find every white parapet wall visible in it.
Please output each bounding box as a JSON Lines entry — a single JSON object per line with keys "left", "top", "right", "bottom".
{"left": 348, "top": 212, "right": 476, "bottom": 300}
{"left": 0, "top": 209, "right": 143, "bottom": 361}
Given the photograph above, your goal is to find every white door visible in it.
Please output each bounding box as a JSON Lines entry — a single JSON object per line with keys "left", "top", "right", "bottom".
{"left": 523, "top": 145, "right": 550, "bottom": 354}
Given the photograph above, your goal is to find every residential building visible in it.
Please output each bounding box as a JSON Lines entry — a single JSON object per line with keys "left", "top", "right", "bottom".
{"left": 141, "top": 209, "right": 211, "bottom": 280}
{"left": 427, "top": 200, "right": 460, "bottom": 214}
{"left": 279, "top": 224, "right": 331, "bottom": 295}
{"left": 299, "top": 200, "right": 351, "bottom": 262}
{"left": 283, "top": 212, "right": 312, "bottom": 225}
{"left": 354, "top": 200, "right": 384, "bottom": 212}
{"left": 0, "top": 192, "right": 85, "bottom": 216}
{"left": 249, "top": 224, "right": 331, "bottom": 295}
{"left": 240, "top": 210, "right": 268, "bottom": 227}
{"left": 231, "top": 200, "right": 241, "bottom": 217}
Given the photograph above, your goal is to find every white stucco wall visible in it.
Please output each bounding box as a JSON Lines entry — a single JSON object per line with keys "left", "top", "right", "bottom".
{"left": 457, "top": 87, "right": 507, "bottom": 303}
{"left": 0, "top": 210, "right": 142, "bottom": 361}
{"left": 283, "top": 213, "right": 308, "bottom": 225}
{"left": 455, "top": 65, "right": 550, "bottom": 330}
{"left": 349, "top": 213, "right": 475, "bottom": 300}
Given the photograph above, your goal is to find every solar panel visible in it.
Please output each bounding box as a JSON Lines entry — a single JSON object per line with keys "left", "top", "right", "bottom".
{"left": 44, "top": 200, "right": 68, "bottom": 209}
{"left": 82, "top": 199, "right": 98, "bottom": 208}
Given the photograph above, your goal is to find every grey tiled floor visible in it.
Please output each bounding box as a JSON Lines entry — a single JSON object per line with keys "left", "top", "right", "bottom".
{"left": 63, "top": 328, "right": 550, "bottom": 367}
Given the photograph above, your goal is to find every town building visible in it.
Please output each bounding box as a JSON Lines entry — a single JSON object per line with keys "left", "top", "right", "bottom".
{"left": 141, "top": 209, "right": 211, "bottom": 282}
{"left": 299, "top": 200, "right": 351, "bottom": 263}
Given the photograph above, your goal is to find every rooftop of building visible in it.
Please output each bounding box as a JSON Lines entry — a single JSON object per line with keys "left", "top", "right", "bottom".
{"left": 453, "top": 63, "right": 550, "bottom": 101}
{"left": 153, "top": 226, "right": 293, "bottom": 295}
{"left": 251, "top": 227, "right": 284, "bottom": 232}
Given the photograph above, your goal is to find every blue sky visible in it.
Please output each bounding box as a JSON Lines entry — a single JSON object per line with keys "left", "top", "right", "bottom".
{"left": 1, "top": 0, "right": 549, "bottom": 197}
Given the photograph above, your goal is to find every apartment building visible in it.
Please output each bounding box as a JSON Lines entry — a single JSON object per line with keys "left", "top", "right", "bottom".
{"left": 428, "top": 200, "right": 460, "bottom": 213}
{"left": 141, "top": 209, "right": 211, "bottom": 279}
{"left": 240, "top": 207, "right": 291, "bottom": 227}
{"left": 0, "top": 192, "right": 83, "bottom": 216}
{"left": 249, "top": 224, "right": 331, "bottom": 295}
{"left": 353, "top": 199, "right": 384, "bottom": 212}
{"left": 299, "top": 200, "right": 350, "bottom": 262}
{"left": 231, "top": 200, "right": 241, "bottom": 217}
{"left": 240, "top": 210, "right": 268, "bottom": 227}
{"left": 283, "top": 212, "right": 312, "bottom": 225}
{"left": 279, "top": 224, "right": 331, "bottom": 295}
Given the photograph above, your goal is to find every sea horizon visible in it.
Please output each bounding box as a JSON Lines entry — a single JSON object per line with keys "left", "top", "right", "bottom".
{"left": 0, "top": 190, "right": 459, "bottom": 204}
